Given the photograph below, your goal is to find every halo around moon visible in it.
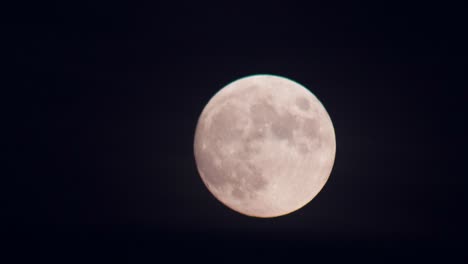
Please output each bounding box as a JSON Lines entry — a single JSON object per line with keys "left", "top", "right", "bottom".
{"left": 194, "top": 74, "right": 336, "bottom": 218}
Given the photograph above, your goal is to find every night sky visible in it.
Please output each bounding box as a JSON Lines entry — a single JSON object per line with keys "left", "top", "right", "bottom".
{"left": 5, "top": 1, "right": 467, "bottom": 263}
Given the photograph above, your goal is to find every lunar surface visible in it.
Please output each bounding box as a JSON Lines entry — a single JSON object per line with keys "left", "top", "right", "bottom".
{"left": 194, "top": 74, "right": 336, "bottom": 217}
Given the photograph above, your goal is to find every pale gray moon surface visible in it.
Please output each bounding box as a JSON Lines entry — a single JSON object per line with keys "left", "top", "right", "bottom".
{"left": 194, "top": 74, "right": 336, "bottom": 218}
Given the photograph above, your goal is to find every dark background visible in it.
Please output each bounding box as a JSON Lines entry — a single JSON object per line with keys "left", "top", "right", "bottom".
{"left": 4, "top": 0, "right": 467, "bottom": 263}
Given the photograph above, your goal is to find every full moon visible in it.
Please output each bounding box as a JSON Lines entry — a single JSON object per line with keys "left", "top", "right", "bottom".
{"left": 194, "top": 74, "right": 336, "bottom": 218}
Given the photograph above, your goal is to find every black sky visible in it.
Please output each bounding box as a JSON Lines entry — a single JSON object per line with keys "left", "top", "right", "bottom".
{"left": 4, "top": 0, "right": 467, "bottom": 263}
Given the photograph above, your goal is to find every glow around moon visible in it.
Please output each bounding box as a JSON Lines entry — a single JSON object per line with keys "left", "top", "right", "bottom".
{"left": 194, "top": 74, "right": 336, "bottom": 218}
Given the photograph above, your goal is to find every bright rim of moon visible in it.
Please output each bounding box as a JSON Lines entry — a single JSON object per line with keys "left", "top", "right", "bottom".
{"left": 194, "top": 74, "right": 336, "bottom": 218}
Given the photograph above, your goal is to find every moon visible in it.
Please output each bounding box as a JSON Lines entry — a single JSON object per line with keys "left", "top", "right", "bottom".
{"left": 194, "top": 74, "right": 336, "bottom": 218}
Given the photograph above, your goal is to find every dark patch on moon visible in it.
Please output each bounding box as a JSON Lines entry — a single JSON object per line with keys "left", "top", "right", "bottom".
{"left": 296, "top": 97, "right": 310, "bottom": 111}
{"left": 232, "top": 187, "right": 245, "bottom": 199}
{"left": 297, "top": 143, "right": 310, "bottom": 154}
{"left": 230, "top": 162, "right": 267, "bottom": 199}
{"left": 271, "top": 111, "right": 298, "bottom": 141}
{"left": 248, "top": 127, "right": 266, "bottom": 141}
{"left": 240, "top": 141, "right": 261, "bottom": 159}
{"left": 245, "top": 163, "right": 266, "bottom": 188}
{"left": 250, "top": 100, "right": 277, "bottom": 126}
{"left": 302, "top": 117, "right": 320, "bottom": 141}
{"left": 250, "top": 99, "right": 300, "bottom": 142}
